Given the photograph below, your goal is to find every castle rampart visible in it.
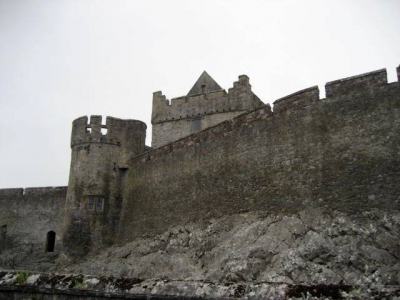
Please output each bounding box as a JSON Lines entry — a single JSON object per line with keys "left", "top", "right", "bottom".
{"left": 116, "top": 67, "right": 400, "bottom": 244}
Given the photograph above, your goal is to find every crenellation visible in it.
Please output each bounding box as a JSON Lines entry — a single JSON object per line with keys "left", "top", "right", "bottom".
{"left": 71, "top": 115, "right": 113, "bottom": 146}
{"left": 152, "top": 91, "right": 169, "bottom": 105}
{"left": 325, "top": 68, "right": 387, "bottom": 98}
{"left": 397, "top": 64, "right": 400, "bottom": 82}
{"left": 273, "top": 86, "right": 320, "bottom": 113}
{"left": 70, "top": 116, "right": 88, "bottom": 146}
{"left": 70, "top": 115, "right": 146, "bottom": 150}
{"left": 89, "top": 115, "right": 102, "bottom": 125}
{"left": 78, "top": 67, "right": 399, "bottom": 165}
{"left": 88, "top": 115, "right": 103, "bottom": 139}
{"left": 238, "top": 74, "right": 250, "bottom": 89}
{"left": 135, "top": 67, "right": 400, "bottom": 170}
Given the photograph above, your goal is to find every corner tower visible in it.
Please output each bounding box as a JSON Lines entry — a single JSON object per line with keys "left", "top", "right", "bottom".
{"left": 151, "top": 72, "right": 264, "bottom": 148}
{"left": 62, "top": 115, "right": 146, "bottom": 256}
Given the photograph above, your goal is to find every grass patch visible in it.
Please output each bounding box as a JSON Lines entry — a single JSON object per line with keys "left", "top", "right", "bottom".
{"left": 15, "top": 271, "right": 30, "bottom": 284}
{"left": 71, "top": 277, "right": 86, "bottom": 289}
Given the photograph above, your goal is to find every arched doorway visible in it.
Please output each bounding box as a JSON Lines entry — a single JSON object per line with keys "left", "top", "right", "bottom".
{"left": 45, "top": 231, "right": 56, "bottom": 252}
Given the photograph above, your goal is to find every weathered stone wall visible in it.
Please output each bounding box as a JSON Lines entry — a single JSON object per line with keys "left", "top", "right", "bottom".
{"left": 151, "top": 75, "right": 264, "bottom": 148}
{"left": 0, "top": 187, "right": 67, "bottom": 270}
{"left": 118, "top": 68, "right": 400, "bottom": 243}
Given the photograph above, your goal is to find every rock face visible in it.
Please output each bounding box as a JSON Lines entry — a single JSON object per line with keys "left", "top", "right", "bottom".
{"left": 56, "top": 208, "right": 400, "bottom": 290}
{"left": 2, "top": 208, "right": 399, "bottom": 298}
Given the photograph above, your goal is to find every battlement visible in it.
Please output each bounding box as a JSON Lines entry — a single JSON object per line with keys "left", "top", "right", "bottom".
{"left": 273, "top": 86, "right": 320, "bottom": 113}
{"left": 151, "top": 74, "right": 264, "bottom": 124}
{"left": 141, "top": 66, "right": 399, "bottom": 162}
{"left": 115, "top": 64, "right": 400, "bottom": 243}
{"left": 325, "top": 68, "right": 387, "bottom": 98}
{"left": 71, "top": 115, "right": 146, "bottom": 148}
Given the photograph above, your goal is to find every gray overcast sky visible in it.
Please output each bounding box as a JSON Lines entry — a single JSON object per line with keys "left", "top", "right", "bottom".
{"left": 0, "top": 0, "right": 399, "bottom": 188}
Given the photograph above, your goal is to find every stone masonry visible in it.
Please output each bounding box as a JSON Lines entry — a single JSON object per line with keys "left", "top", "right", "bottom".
{"left": 1, "top": 65, "right": 400, "bottom": 299}
{"left": 151, "top": 71, "right": 264, "bottom": 148}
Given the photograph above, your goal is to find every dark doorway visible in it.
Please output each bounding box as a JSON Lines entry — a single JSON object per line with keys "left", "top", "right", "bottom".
{"left": 45, "top": 231, "right": 56, "bottom": 252}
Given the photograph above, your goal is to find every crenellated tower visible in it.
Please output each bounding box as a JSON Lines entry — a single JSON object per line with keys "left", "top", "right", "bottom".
{"left": 62, "top": 115, "right": 146, "bottom": 256}
{"left": 151, "top": 71, "right": 264, "bottom": 148}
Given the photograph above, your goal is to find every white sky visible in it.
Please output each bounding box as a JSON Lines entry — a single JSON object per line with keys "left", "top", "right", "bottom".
{"left": 0, "top": 0, "right": 399, "bottom": 188}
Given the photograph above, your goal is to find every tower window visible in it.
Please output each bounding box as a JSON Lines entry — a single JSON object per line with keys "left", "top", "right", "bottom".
{"left": 88, "top": 196, "right": 104, "bottom": 211}
{"left": 191, "top": 118, "right": 202, "bottom": 132}
{"left": 201, "top": 85, "right": 206, "bottom": 93}
{"left": 96, "top": 198, "right": 104, "bottom": 211}
{"left": 88, "top": 198, "right": 95, "bottom": 210}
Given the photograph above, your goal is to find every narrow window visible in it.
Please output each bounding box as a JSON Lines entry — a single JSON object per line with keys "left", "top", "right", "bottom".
{"left": 191, "top": 118, "right": 202, "bottom": 132}
{"left": 88, "top": 197, "right": 95, "bottom": 210}
{"left": 96, "top": 197, "right": 104, "bottom": 211}
{"left": 1, "top": 225, "right": 6, "bottom": 239}
{"left": 201, "top": 85, "right": 206, "bottom": 93}
{"left": 45, "top": 231, "right": 56, "bottom": 252}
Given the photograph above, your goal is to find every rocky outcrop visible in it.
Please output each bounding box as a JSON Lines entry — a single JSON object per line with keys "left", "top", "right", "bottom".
{"left": 45, "top": 208, "right": 399, "bottom": 298}
{"left": 1, "top": 207, "right": 400, "bottom": 298}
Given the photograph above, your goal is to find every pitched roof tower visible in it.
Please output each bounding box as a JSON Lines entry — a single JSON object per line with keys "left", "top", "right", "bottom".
{"left": 187, "top": 71, "right": 223, "bottom": 96}
{"left": 152, "top": 71, "right": 264, "bottom": 148}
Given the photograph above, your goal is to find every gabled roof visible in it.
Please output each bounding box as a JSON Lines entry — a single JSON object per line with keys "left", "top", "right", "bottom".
{"left": 187, "top": 71, "right": 223, "bottom": 96}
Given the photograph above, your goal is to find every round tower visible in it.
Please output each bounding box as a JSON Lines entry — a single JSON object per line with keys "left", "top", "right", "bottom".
{"left": 62, "top": 115, "right": 146, "bottom": 256}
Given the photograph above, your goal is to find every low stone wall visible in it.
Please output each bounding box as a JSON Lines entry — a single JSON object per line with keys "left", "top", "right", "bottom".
{"left": 0, "top": 187, "right": 67, "bottom": 270}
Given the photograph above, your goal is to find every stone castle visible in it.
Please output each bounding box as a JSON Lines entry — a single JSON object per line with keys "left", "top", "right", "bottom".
{"left": 1, "top": 65, "right": 400, "bottom": 298}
